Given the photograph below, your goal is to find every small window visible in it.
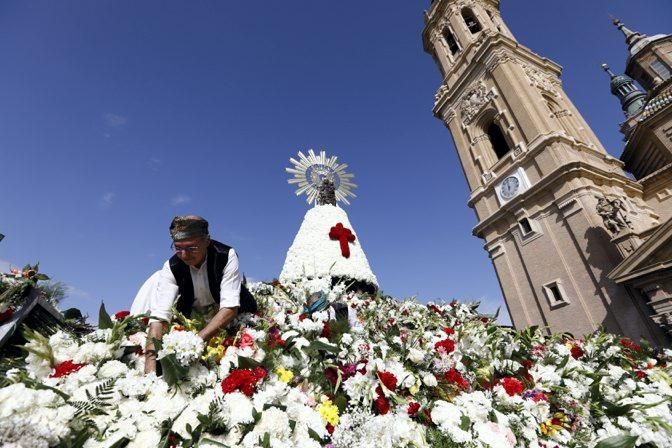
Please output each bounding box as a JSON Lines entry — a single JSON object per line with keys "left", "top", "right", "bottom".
{"left": 487, "top": 122, "right": 510, "bottom": 159}
{"left": 519, "top": 217, "right": 533, "bottom": 235}
{"left": 651, "top": 59, "right": 671, "bottom": 80}
{"left": 543, "top": 280, "right": 570, "bottom": 307}
{"left": 462, "top": 8, "right": 482, "bottom": 34}
{"left": 443, "top": 28, "right": 459, "bottom": 55}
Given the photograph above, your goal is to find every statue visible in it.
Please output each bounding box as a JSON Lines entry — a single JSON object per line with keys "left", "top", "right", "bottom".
{"left": 596, "top": 197, "right": 633, "bottom": 235}
{"left": 317, "top": 178, "right": 337, "bottom": 206}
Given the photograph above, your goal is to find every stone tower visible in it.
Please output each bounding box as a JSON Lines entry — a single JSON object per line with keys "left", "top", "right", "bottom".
{"left": 421, "top": 0, "right": 668, "bottom": 344}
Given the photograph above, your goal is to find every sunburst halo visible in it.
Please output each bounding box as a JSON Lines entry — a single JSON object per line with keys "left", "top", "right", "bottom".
{"left": 286, "top": 149, "right": 357, "bottom": 205}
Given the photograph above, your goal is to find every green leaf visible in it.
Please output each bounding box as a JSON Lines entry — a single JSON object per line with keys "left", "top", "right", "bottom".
{"left": 197, "top": 439, "right": 230, "bottom": 447}
{"left": 594, "top": 434, "right": 639, "bottom": 448}
{"left": 334, "top": 394, "right": 348, "bottom": 413}
{"left": 98, "top": 302, "right": 114, "bottom": 330}
{"left": 237, "top": 356, "right": 262, "bottom": 369}
{"left": 603, "top": 402, "right": 632, "bottom": 418}
{"left": 261, "top": 433, "right": 271, "bottom": 448}
{"left": 306, "top": 340, "right": 338, "bottom": 354}
{"left": 307, "top": 428, "right": 323, "bottom": 442}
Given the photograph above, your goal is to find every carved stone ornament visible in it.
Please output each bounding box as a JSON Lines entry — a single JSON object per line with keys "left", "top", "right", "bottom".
{"left": 595, "top": 197, "right": 634, "bottom": 236}
{"left": 434, "top": 84, "right": 449, "bottom": 106}
{"left": 522, "top": 64, "right": 559, "bottom": 96}
{"left": 459, "top": 83, "right": 494, "bottom": 125}
{"left": 485, "top": 51, "right": 516, "bottom": 73}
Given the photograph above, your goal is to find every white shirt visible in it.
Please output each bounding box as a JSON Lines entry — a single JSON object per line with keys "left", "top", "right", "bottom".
{"left": 150, "top": 248, "right": 241, "bottom": 321}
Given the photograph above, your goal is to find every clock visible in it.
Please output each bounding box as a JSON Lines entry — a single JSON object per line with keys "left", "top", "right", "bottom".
{"left": 500, "top": 176, "right": 520, "bottom": 200}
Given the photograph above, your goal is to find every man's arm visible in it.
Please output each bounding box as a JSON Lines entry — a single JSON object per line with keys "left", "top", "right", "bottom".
{"left": 197, "top": 306, "right": 238, "bottom": 341}
{"left": 144, "top": 321, "right": 166, "bottom": 374}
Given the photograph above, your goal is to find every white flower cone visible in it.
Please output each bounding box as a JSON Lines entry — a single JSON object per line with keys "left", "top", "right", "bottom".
{"left": 280, "top": 204, "right": 378, "bottom": 288}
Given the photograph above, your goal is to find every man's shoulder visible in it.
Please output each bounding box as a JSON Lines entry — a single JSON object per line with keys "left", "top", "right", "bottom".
{"left": 211, "top": 240, "right": 234, "bottom": 253}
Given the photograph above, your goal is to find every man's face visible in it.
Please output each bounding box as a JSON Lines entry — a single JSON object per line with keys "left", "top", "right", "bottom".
{"left": 173, "top": 236, "right": 209, "bottom": 267}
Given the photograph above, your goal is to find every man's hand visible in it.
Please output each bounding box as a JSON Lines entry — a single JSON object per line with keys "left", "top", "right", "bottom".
{"left": 198, "top": 307, "right": 238, "bottom": 342}
{"left": 144, "top": 321, "right": 166, "bottom": 374}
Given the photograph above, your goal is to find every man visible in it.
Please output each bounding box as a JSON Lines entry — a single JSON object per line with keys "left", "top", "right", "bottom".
{"left": 142, "top": 215, "right": 243, "bottom": 374}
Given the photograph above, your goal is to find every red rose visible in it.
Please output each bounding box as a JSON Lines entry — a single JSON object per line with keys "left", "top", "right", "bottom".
{"left": 378, "top": 371, "right": 398, "bottom": 391}
{"left": 500, "top": 377, "right": 525, "bottom": 396}
{"left": 114, "top": 310, "right": 130, "bottom": 320}
{"left": 50, "top": 360, "right": 86, "bottom": 378}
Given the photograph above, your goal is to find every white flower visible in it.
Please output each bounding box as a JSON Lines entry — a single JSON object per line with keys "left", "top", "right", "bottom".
{"left": 422, "top": 371, "right": 438, "bottom": 387}
{"left": 224, "top": 392, "right": 254, "bottom": 427}
{"left": 97, "top": 360, "right": 129, "bottom": 378}
{"left": 431, "top": 400, "right": 472, "bottom": 443}
{"left": 157, "top": 330, "right": 204, "bottom": 367}
{"left": 475, "top": 421, "right": 516, "bottom": 448}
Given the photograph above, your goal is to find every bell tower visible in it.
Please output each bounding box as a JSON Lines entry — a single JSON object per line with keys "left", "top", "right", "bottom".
{"left": 422, "top": 0, "right": 667, "bottom": 344}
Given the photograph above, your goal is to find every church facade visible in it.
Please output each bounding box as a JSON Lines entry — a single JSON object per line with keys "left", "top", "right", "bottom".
{"left": 422, "top": 0, "right": 672, "bottom": 345}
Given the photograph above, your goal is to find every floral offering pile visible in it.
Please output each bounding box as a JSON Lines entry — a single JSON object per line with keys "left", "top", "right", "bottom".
{"left": 1, "top": 276, "right": 671, "bottom": 448}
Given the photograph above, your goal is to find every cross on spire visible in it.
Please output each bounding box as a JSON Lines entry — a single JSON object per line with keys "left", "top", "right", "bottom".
{"left": 329, "top": 223, "right": 356, "bottom": 258}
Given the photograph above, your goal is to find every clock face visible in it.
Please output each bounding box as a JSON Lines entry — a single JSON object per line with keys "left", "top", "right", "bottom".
{"left": 500, "top": 176, "right": 520, "bottom": 200}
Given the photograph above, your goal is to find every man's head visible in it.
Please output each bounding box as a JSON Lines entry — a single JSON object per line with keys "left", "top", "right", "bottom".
{"left": 170, "top": 215, "right": 211, "bottom": 267}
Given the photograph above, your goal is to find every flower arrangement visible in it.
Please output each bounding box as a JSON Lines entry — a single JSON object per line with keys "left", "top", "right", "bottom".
{"left": 0, "top": 274, "right": 670, "bottom": 447}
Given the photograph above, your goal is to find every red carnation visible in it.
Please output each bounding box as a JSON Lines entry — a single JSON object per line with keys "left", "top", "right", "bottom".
{"left": 114, "top": 310, "right": 130, "bottom": 320}
{"left": 570, "top": 345, "right": 584, "bottom": 360}
{"left": 378, "top": 371, "right": 398, "bottom": 391}
{"left": 321, "top": 322, "right": 331, "bottom": 339}
{"left": 0, "top": 308, "right": 13, "bottom": 322}
{"left": 445, "top": 368, "right": 470, "bottom": 390}
{"left": 620, "top": 338, "right": 642, "bottom": 352}
{"left": 443, "top": 327, "right": 455, "bottom": 335}
{"left": 500, "top": 377, "right": 525, "bottom": 396}
{"left": 374, "top": 387, "right": 390, "bottom": 415}
{"left": 435, "top": 339, "right": 455, "bottom": 355}
{"left": 50, "top": 360, "right": 86, "bottom": 378}
{"left": 407, "top": 402, "right": 421, "bottom": 417}
{"left": 326, "top": 423, "right": 335, "bottom": 434}
{"left": 221, "top": 367, "right": 267, "bottom": 397}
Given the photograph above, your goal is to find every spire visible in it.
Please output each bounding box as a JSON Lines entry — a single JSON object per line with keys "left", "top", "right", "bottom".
{"left": 601, "top": 63, "right": 646, "bottom": 119}
{"left": 612, "top": 18, "right": 645, "bottom": 52}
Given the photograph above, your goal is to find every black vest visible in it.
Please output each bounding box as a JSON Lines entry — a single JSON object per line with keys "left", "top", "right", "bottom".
{"left": 170, "top": 240, "right": 256, "bottom": 317}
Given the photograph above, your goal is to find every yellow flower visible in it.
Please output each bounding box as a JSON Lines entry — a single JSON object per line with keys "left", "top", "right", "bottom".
{"left": 275, "top": 366, "right": 294, "bottom": 384}
{"left": 317, "top": 398, "right": 339, "bottom": 426}
{"left": 205, "top": 345, "right": 225, "bottom": 362}
{"left": 540, "top": 412, "right": 570, "bottom": 436}
{"left": 409, "top": 382, "right": 420, "bottom": 396}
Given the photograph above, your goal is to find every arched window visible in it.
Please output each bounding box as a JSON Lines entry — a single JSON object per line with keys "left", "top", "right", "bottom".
{"left": 487, "top": 122, "right": 510, "bottom": 159}
{"left": 443, "top": 28, "right": 459, "bottom": 55}
{"left": 462, "top": 8, "right": 482, "bottom": 34}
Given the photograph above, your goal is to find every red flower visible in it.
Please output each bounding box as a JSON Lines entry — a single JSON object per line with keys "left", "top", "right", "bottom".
{"left": 321, "top": 322, "right": 331, "bottom": 339}
{"left": 570, "top": 345, "right": 584, "bottom": 360}
{"left": 0, "top": 308, "right": 14, "bottom": 322}
{"left": 428, "top": 304, "right": 442, "bottom": 314}
{"left": 378, "top": 371, "right": 398, "bottom": 391}
{"left": 374, "top": 386, "right": 390, "bottom": 415}
{"left": 299, "top": 314, "right": 308, "bottom": 321}
{"left": 435, "top": 339, "right": 455, "bottom": 355}
{"left": 50, "top": 360, "right": 86, "bottom": 378}
{"left": 326, "top": 423, "right": 335, "bottom": 434}
{"left": 221, "top": 367, "right": 267, "bottom": 397}
{"left": 113, "top": 310, "right": 130, "bottom": 320}
{"left": 407, "top": 402, "right": 421, "bottom": 417}
{"left": 500, "top": 377, "right": 525, "bottom": 396}
{"left": 443, "top": 327, "right": 455, "bottom": 335}
{"left": 521, "top": 359, "right": 534, "bottom": 370}
{"left": 172, "top": 325, "right": 186, "bottom": 332}
{"left": 620, "top": 338, "right": 642, "bottom": 352}
{"left": 449, "top": 299, "right": 458, "bottom": 308}
{"left": 445, "top": 368, "right": 470, "bottom": 390}
{"left": 635, "top": 369, "right": 647, "bottom": 380}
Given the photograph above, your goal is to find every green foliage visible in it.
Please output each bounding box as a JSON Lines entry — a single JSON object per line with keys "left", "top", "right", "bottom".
{"left": 594, "top": 434, "right": 639, "bottom": 448}
{"left": 98, "top": 302, "right": 114, "bottom": 330}
{"left": 153, "top": 338, "right": 189, "bottom": 386}
{"left": 20, "top": 325, "right": 55, "bottom": 366}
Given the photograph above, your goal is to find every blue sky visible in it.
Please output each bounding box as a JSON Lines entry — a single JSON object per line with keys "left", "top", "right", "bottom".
{"left": 1, "top": 0, "right": 670, "bottom": 324}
